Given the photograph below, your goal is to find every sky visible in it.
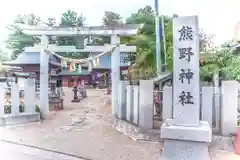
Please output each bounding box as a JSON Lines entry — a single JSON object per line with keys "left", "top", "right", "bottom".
{"left": 0, "top": 0, "right": 239, "bottom": 46}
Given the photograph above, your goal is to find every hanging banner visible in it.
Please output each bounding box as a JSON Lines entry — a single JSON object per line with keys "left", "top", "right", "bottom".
{"left": 78, "top": 64, "right": 82, "bottom": 72}
{"left": 88, "top": 61, "right": 93, "bottom": 72}
{"left": 92, "top": 59, "right": 96, "bottom": 67}
{"left": 69, "top": 62, "right": 76, "bottom": 72}
{"left": 61, "top": 59, "right": 68, "bottom": 68}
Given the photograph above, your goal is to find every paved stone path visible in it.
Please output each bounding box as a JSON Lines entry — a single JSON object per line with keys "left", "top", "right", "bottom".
{"left": 0, "top": 88, "right": 239, "bottom": 160}
{"left": 0, "top": 140, "right": 83, "bottom": 160}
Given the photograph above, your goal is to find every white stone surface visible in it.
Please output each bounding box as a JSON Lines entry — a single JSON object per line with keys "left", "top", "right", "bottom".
{"left": 0, "top": 113, "right": 40, "bottom": 126}
{"left": 221, "top": 81, "right": 238, "bottom": 136}
{"left": 160, "top": 16, "right": 212, "bottom": 160}
{"left": 126, "top": 85, "right": 133, "bottom": 122}
{"left": 201, "top": 86, "right": 213, "bottom": 127}
{"left": 133, "top": 85, "right": 139, "bottom": 125}
{"left": 25, "top": 44, "right": 136, "bottom": 53}
{"left": 212, "top": 87, "right": 221, "bottom": 134}
{"left": 111, "top": 35, "right": 120, "bottom": 117}
{"left": 40, "top": 35, "right": 50, "bottom": 118}
{"left": 0, "top": 84, "right": 5, "bottom": 116}
{"left": 24, "top": 79, "right": 36, "bottom": 113}
{"left": 162, "top": 86, "right": 173, "bottom": 120}
{"left": 172, "top": 16, "right": 200, "bottom": 127}
{"left": 11, "top": 83, "right": 20, "bottom": 116}
{"left": 118, "top": 81, "right": 127, "bottom": 120}
{"left": 139, "top": 80, "right": 153, "bottom": 129}
{"left": 160, "top": 139, "right": 210, "bottom": 160}
{"left": 161, "top": 119, "right": 212, "bottom": 142}
{"left": 162, "top": 86, "right": 222, "bottom": 132}
{"left": 20, "top": 24, "right": 141, "bottom": 36}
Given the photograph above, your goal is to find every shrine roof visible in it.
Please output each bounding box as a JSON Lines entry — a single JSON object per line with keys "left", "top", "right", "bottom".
{"left": 3, "top": 52, "right": 60, "bottom": 66}
{"left": 153, "top": 72, "right": 172, "bottom": 84}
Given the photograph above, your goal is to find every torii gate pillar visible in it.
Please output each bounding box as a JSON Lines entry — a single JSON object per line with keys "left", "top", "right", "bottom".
{"left": 111, "top": 35, "right": 120, "bottom": 116}
{"left": 40, "top": 35, "right": 50, "bottom": 118}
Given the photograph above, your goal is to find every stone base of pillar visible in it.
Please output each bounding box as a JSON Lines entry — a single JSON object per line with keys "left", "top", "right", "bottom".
{"left": 71, "top": 99, "right": 80, "bottom": 103}
{"left": 159, "top": 139, "right": 210, "bottom": 160}
{"left": 159, "top": 119, "right": 212, "bottom": 160}
{"left": 0, "top": 113, "right": 40, "bottom": 126}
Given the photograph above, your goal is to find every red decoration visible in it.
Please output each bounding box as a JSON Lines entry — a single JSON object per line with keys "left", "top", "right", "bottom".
{"left": 235, "top": 127, "right": 240, "bottom": 155}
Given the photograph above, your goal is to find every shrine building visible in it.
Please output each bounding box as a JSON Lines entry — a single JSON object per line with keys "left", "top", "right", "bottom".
{"left": 3, "top": 47, "right": 130, "bottom": 88}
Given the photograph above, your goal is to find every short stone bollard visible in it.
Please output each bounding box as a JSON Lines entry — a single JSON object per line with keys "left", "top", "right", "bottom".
{"left": 71, "top": 86, "right": 80, "bottom": 102}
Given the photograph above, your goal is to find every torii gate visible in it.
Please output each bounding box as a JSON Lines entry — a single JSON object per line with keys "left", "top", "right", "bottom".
{"left": 16, "top": 24, "right": 141, "bottom": 118}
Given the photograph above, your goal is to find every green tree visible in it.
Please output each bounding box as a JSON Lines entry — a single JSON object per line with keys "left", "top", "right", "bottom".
{"left": 60, "top": 10, "right": 85, "bottom": 27}
{"left": 124, "top": 5, "right": 212, "bottom": 79}
{"left": 124, "top": 5, "right": 173, "bottom": 76}
{"left": 200, "top": 46, "right": 240, "bottom": 81}
{"left": 92, "top": 11, "right": 123, "bottom": 45}
{"left": 5, "top": 10, "right": 86, "bottom": 60}
{"left": 199, "top": 31, "right": 214, "bottom": 52}
{"left": 55, "top": 10, "right": 87, "bottom": 59}
{"left": 57, "top": 10, "right": 85, "bottom": 46}
{"left": 103, "top": 11, "right": 122, "bottom": 26}
{"left": 0, "top": 45, "right": 11, "bottom": 61}
{"left": 5, "top": 14, "right": 41, "bottom": 59}
{"left": 45, "top": 17, "right": 57, "bottom": 27}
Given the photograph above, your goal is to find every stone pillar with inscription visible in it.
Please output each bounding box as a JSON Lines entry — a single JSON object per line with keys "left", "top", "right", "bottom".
{"left": 160, "top": 16, "right": 212, "bottom": 160}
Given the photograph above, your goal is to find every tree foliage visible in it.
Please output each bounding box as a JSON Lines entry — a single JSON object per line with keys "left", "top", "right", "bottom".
{"left": 123, "top": 5, "right": 173, "bottom": 77}
{"left": 6, "top": 14, "right": 41, "bottom": 59}
{"left": 60, "top": 10, "right": 85, "bottom": 27}
{"left": 92, "top": 11, "right": 123, "bottom": 45}
{"left": 103, "top": 11, "right": 122, "bottom": 26}
{"left": 57, "top": 10, "right": 85, "bottom": 46}
{"left": 200, "top": 47, "right": 240, "bottom": 81}
{"left": 5, "top": 10, "right": 86, "bottom": 59}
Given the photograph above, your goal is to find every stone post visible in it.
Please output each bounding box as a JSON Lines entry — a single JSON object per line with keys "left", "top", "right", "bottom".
{"left": 160, "top": 16, "right": 212, "bottom": 160}
{"left": 0, "top": 84, "right": 5, "bottom": 116}
{"left": 11, "top": 83, "right": 20, "bottom": 116}
{"left": 221, "top": 81, "right": 238, "bottom": 136}
{"left": 201, "top": 86, "right": 213, "bottom": 128}
{"left": 111, "top": 35, "right": 120, "bottom": 117}
{"left": 24, "top": 79, "right": 36, "bottom": 113}
{"left": 139, "top": 80, "right": 153, "bottom": 129}
{"left": 213, "top": 71, "right": 221, "bottom": 133}
{"left": 162, "top": 86, "right": 173, "bottom": 120}
{"left": 118, "top": 81, "right": 128, "bottom": 120}
{"left": 126, "top": 85, "right": 133, "bottom": 122}
{"left": 40, "top": 35, "right": 50, "bottom": 118}
{"left": 31, "top": 79, "right": 36, "bottom": 112}
{"left": 133, "top": 85, "right": 139, "bottom": 125}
